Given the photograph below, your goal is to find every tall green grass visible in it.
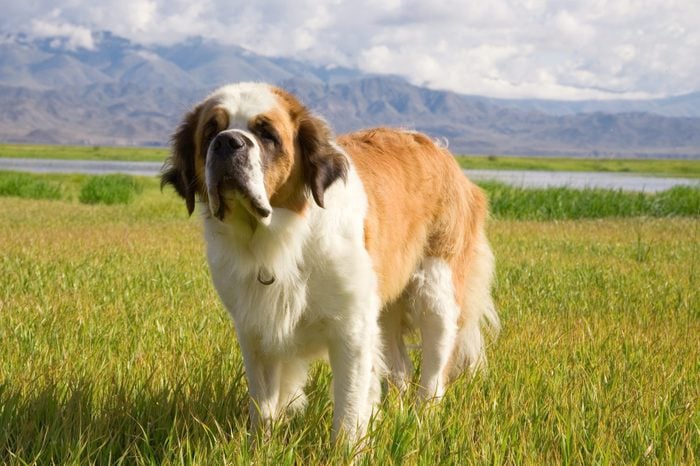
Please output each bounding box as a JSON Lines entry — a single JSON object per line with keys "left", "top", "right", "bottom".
{"left": 0, "top": 172, "right": 145, "bottom": 205}
{"left": 0, "top": 188, "right": 698, "bottom": 464}
{"left": 481, "top": 182, "right": 700, "bottom": 220}
{"left": 0, "top": 172, "right": 63, "bottom": 200}
{"left": 78, "top": 174, "right": 143, "bottom": 205}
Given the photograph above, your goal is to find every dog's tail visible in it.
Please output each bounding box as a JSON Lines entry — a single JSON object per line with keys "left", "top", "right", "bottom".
{"left": 446, "top": 229, "right": 500, "bottom": 381}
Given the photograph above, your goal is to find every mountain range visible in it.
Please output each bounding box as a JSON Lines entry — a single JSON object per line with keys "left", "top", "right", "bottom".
{"left": 1, "top": 31, "right": 699, "bottom": 158}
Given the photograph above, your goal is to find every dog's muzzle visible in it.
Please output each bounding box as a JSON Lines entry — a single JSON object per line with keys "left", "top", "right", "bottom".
{"left": 205, "top": 130, "right": 272, "bottom": 224}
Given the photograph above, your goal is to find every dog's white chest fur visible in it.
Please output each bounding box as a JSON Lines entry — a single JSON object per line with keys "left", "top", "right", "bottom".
{"left": 205, "top": 210, "right": 309, "bottom": 353}
{"left": 204, "top": 167, "right": 371, "bottom": 355}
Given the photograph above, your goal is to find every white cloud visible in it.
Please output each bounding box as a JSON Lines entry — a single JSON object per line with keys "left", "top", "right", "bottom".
{"left": 30, "top": 18, "right": 95, "bottom": 50}
{"left": 3, "top": 0, "right": 700, "bottom": 99}
{"left": 126, "top": 0, "right": 157, "bottom": 31}
{"left": 554, "top": 11, "right": 595, "bottom": 44}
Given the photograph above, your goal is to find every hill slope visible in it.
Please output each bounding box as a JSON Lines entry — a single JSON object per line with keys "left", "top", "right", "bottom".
{"left": 1, "top": 32, "right": 699, "bottom": 157}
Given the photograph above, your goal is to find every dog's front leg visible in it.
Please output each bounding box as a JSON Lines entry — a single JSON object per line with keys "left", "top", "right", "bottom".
{"left": 327, "top": 314, "right": 382, "bottom": 443}
{"left": 238, "top": 334, "right": 281, "bottom": 432}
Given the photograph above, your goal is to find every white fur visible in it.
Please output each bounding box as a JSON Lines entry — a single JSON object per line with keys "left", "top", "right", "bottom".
{"left": 449, "top": 230, "right": 500, "bottom": 375}
{"left": 205, "top": 153, "right": 383, "bottom": 441}
{"left": 380, "top": 300, "right": 413, "bottom": 392}
{"left": 210, "top": 83, "right": 278, "bottom": 125}
{"left": 408, "top": 257, "right": 460, "bottom": 399}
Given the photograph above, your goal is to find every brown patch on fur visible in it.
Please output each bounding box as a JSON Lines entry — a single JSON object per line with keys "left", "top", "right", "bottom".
{"left": 338, "top": 129, "right": 488, "bottom": 307}
{"left": 161, "top": 103, "right": 203, "bottom": 215}
{"left": 297, "top": 115, "right": 348, "bottom": 208}
{"left": 162, "top": 101, "right": 233, "bottom": 215}
{"left": 341, "top": 128, "right": 491, "bottom": 383}
{"left": 270, "top": 87, "right": 348, "bottom": 210}
{"left": 193, "top": 105, "right": 230, "bottom": 199}
{"left": 252, "top": 106, "right": 306, "bottom": 214}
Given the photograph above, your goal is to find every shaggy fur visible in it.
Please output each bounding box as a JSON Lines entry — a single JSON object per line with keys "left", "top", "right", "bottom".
{"left": 162, "top": 82, "right": 499, "bottom": 442}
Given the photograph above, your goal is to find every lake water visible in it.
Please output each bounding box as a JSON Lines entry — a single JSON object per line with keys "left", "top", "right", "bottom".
{"left": 0, "top": 158, "right": 162, "bottom": 177}
{"left": 0, "top": 158, "right": 698, "bottom": 192}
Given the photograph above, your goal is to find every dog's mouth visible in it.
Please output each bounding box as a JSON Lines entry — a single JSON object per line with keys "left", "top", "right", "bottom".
{"left": 205, "top": 130, "right": 272, "bottom": 226}
{"left": 207, "top": 177, "right": 272, "bottom": 225}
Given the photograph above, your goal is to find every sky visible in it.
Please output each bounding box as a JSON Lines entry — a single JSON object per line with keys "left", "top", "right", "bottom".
{"left": 2, "top": 0, "right": 699, "bottom": 100}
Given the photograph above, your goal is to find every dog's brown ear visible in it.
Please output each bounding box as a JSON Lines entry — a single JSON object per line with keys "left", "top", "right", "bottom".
{"left": 161, "top": 106, "right": 200, "bottom": 215}
{"left": 297, "top": 113, "right": 348, "bottom": 208}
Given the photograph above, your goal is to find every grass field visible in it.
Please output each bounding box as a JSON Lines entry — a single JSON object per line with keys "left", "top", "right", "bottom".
{"left": 0, "top": 177, "right": 698, "bottom": 464}
{"left": 2, "top": 143, "right": 700, "bottom": 179}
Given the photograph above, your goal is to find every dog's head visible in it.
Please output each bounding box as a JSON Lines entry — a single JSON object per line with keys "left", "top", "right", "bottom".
{"left": 162, "top": 83, "right": 348, "bottom": 224}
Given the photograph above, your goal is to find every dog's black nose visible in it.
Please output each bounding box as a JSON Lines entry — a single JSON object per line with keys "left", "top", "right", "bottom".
{"left": 212, "top": 132, "right": 246, "bottom": 156}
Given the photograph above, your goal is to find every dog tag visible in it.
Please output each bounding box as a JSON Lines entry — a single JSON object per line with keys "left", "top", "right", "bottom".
{"left": 257, "top": 268, "right": 275, "bottom": 285}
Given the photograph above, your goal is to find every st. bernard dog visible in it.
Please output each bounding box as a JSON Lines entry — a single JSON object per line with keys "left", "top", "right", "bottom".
{"left": 162, "top": 82, "right": 499, "bottom": 441}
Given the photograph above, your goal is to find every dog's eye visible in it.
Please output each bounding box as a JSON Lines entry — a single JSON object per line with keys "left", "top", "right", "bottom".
{"left": 203, "top": 121, "right": 218, "bottom": 146}
{"left": 256, "top": 124, "right": 280, "bottom": 146}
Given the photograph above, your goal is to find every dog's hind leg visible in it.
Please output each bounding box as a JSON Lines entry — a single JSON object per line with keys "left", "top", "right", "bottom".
{"left": 380, "top": 299, "right": 413, "bottom": 392}
{"left": 410, "top": 257, "right": 460, "bottom": 400}
{"left": 445, "top": 230, "right": 499, "bottom": 380}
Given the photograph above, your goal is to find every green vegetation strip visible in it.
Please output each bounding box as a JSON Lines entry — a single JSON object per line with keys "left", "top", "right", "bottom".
{"left": 0, "top": 143, "right": 167, "bottom": 162}
{"left": 483, "top": 182, "right": 700, "bottom": 220}
{"left": 2, "top": 172, "right": 698, "bottom": 219}
{"left": 0, "top": 172, "right": 145, "bottom": 205}
{"left": 457, "top": 155, "right": 700, "bottom": 179}
{"left": 79, "top": 174, "right": 144, "bottom": 205}
{"left": 0, "top": 172, "right": 63, "bottom": 200}
{"left": 0, "top": 191, "right": 697, "bottom": 464}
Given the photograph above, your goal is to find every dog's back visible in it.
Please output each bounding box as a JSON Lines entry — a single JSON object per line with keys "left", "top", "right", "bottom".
{"left": 340, "top": 128, "right": 499, "bottom": 397}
